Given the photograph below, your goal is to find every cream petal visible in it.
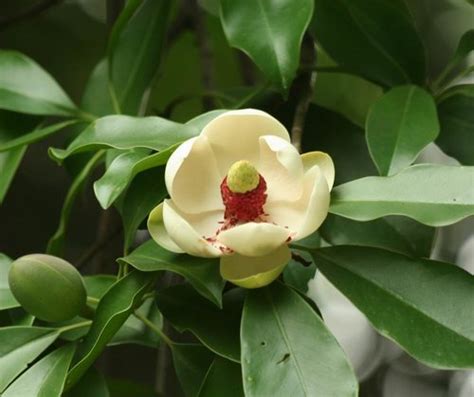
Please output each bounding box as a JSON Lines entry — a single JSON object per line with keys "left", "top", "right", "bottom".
{"left": 162, "top": 200, "right": 223, "bottom": 258}
{"left": 266, "top": 165, "right": 330, "bottom": 240}
{"left": 165, "top": 136, "right": 224, "bottom": 214}
{"left": 301, "top": 151, "right": 335, "bottom": 190}
{"left": 258, "top": 135, "right": 304, "bottom": 202}
{"left": 147, "top": 202, "right": 184, "bottom": 253}
{"left": 220, "top": 245, "right": 291, "bottom": 289}
{"left": 201, "top": 109, "right": 290, "bottom": 173}
{"left": 217, "top": 222, "right": 290, "bottom": 257}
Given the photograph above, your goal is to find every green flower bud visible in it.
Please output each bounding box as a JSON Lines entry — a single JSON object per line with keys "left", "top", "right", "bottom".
{"left": 227, "top": 160, "right": 260, "bottom": 193}
{"left": 8, "top": 254, "right": 86, "bottom": 322}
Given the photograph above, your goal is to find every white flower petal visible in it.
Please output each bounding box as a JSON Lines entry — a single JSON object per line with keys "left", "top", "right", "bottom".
{"left": 165, "top": 136, "right": 224, "bottom": 214}
{"left": 162, "top": 200, "right": 223, "bottom": 258}
{"left": 258, "top": 135, "right": 304, "bottom": 202}
{"left": 220, "top": 245, "right": 291, "bottom": 288}
{"left": 301, "top": 151, "right": 335, "bottom": 190}
{"left": 266, "top": 165, "right": 330, "bottom": 240}
{"left": 217, "top": 222, "right": 290, "bottom": 257}
{"left": 148, "top": 202, "right": 185, "bottom": 253}
{"left": 202, "top": 109, "right": 290, "bottom": 173}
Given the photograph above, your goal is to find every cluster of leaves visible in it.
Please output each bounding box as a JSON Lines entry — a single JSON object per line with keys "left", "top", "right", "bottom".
{"left": 0, "top": 0, "right": 473, "bottom": 396}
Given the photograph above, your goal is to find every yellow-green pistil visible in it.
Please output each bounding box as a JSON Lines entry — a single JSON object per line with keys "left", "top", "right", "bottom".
{"left": 226, "top": 160, "right": 260, "bottom": 193}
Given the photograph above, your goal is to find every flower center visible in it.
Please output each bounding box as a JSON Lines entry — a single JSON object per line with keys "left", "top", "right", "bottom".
{"left": 220, "top": 160, "right": 267, "bottom": 224}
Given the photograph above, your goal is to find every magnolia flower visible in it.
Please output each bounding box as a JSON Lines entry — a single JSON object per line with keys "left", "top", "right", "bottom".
{"left": 148, "top": 109, "right": 334, "bottom": 288}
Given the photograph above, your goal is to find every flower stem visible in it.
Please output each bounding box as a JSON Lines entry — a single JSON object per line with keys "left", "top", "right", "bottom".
{"left": 58, "top": 320, "right": 92, "bottom": 333}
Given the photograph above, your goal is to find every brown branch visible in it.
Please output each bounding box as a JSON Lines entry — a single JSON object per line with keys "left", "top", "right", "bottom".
{"left": 0, "top": 0, "right": 64, "bottom": 31}
{"left": 291, "top": 252, "right": 313, "bottom": 267}
{"left": 291, "top": 34, "right": 317, "bottom": 153}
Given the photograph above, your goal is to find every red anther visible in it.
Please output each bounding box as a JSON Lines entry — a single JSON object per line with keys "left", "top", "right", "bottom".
{"left": 220, "top": 175, "right": 267, "bottom": 224}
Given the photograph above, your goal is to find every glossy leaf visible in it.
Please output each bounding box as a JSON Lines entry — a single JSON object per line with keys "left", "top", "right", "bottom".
{"left": 66, "top": 271, "right": 155, "bottom": 387}
{"left": 0, "top": 253, "right": 19, "bottom": 310}
{"left": 81, "top": 59, "right": 114, "bottom": 116}
{"left": 320, "top": 214, "right": 435, "bottom": 257}
{"left": 120, "top": 240, "right": 225, "bottom": 307}
{"left": 49, "top": 115, "right": 197, "bottom": 163}
{"left": 303, "top": 105, "right": 377, "bottom": 184}
{"left": 172, "top": 344, "right": 214, "bottom": 397}
{"left": 3, "top": 344, "right": 75, "bottom": 397}
{"left": 110, "top": 299, "right": 162, "bottom": 347}
{"left": 366, "top": 85, "right": 439, "bottom": 175}
{"left": 242, "top": 282, "right": 358, "bottom": 396}
{"left": 436, "top": 84, "right": 474, "bottom": 165}
{"left": 84, "top": 275, "right": 116, "bottom": 300}
{"left": 156, "top": 285, "right": 242, "bottom": 362}
{"left": 109, "top": 0, "right": 172, "bottom": 114}
{"left": 220, "top": 0, "right": 313, "bottom": 91}
{"left": 312, "top": 0, "right": 426, "bottom": 87}
{"left": 0, "top": 110, "right": 38, "bottom": 203}
{"left": 46, "top": 151, "right": 104, "bottom": 255}
{"left": 65, "top": 367, "right": 109, "bottom": 397}
{"left": 0, "top": 120, "right": 78, "bottom": 152}
{"left": 94, "top": 145, "right": 177, "bottom": 209}
{"left": 0, "top": 326, "right": 59, "bottom": 392}
{"left": 117, "top": 167, "right": 168, "bottom": 253}
{"left": 283, "top": 251, "right": 316, "bottom": 294}
{"left": 198, "top": 357, "right": 244, "bottom": 397}
{"left": 0, "top": 50, "right": 78, "bottom": 116}
{"left": 453, "top": 29, "right": 474, "bottom": 61}
{"left": 312, "top": 246, "right": 474, "bottom": 368}
{"left": 330, "top": 164, "right": 474, "bottom": 226}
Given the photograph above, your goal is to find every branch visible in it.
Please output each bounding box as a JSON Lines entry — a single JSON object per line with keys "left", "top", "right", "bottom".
{"left": 0, "top": 0, "right": 63, "bottom": 31}
{"left": 291, "top": 34, "right": 317, "bottom": 153}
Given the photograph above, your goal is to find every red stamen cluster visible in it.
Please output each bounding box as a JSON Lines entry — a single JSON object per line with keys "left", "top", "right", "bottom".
{"left": 220, "top": 175, "right": 267, "bottom": 225}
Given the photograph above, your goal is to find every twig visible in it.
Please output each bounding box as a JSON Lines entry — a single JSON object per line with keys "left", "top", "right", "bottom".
{"left": 291, "top": 34, "right": 317, "bottom": 153}
{"left": 0, "top": 0, "right": 63, "bottom": 31}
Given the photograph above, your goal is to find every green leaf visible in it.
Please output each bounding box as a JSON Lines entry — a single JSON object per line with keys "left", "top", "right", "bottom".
{"left": 0, "top": 326, "right": 60, "bottom": 392}
{"left": 0, "top": 253, "right": 19, "bottom": 310}
{"left": 84, "top": 275, "right": 116, "bottom": 301}
{"left": 65, "top": 367, "right": 109, "bottom": 397}
{"left": 320, "top": 214, "right": 434, "bottom": 257}
{"left": 94, "top": 145, "right": 177, "bottom": 209}
{"left": 198, "top": 357, "right": 244, "bottom": 397}
{"left": 49, "top": 115, "right": 197, "bottom": 163}
{"left": 283, "top": 251, "right": 316, "bottom": 294}
{"left": 66, "top": 271, "right": 156, "bottom": 387}
{"left": 172, "top": 343, "right": 214, "bottom": 397}
{"left": 120, "top": 240, "right": 225, "bottom": 307}
{"left": 0, "top": 120, "right": 78, "bottom": 153}
{"left": 109, "top": 0, "right": 172, "bottom": 114}
{"left": 312, "top": 246, "right": 474, "bottom": 368}
{"left": 0, "top": 50, "right": 78, "bottom": 117}
{"left": 330, "top": 164, "right": 474, "bottom": 226}
{"left": 81, "top": 59, "right": 114, "bottom": 116}
{"left": 436, "top": 84, "right": 474, "bottom": 165}
{"left": 110, "top": 299, "right": 162, "bottom": 347}
{"left": 46, "top": 151, "right": 104, "bottom": 255}
{"left": 312, "top": 0, "right": 426, "bottom": 87}
{"left": 117, "top": 167, "right": 168, "bottom": 253}
{"left": 302, "top": 105, "right": 377, "bottom": 184}
{"left": 366, "top": 85, "right": 439, "bottom": 175}
{"left": 0, "top": 147, "right": 26, "bottom": 204}
{"left": 241, "top": 282, "right": 358, "bottom": 396}
{"left": 220, "top": 0, "right": 313, "bottom": 91}
{"left": 3, "top": 344, "right": 75, "bottom": 397}
{"left": 0, "top": 110, "right": 39, "bottom": 203}
{"left": 107, "top": 378, "right": 158, "bottom": 397}
{"left": 156, "top": 285, "right": 242, "bottom": 362}
{"left": 453, "top": 29, "right": 474, "bottom": 60}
